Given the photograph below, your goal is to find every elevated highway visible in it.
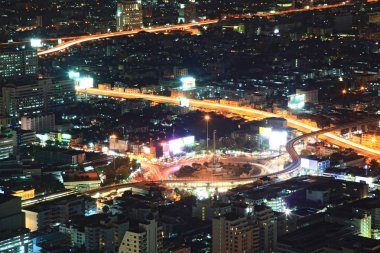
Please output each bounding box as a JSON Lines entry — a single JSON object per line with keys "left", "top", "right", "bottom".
{"left": 80, "top": 88, "right": 380, "bottom": 157}
{"left": 37, "top": 20, "right": 218, "bottom": 56}
{"left": 34, "top": 0, "right": 380, "bottom": 56}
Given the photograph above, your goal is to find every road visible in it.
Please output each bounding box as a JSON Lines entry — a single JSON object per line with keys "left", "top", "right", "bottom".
{"left": 37, "top": 20, "right": 218, "bottom": 56}
{"left": 80, "top": 88, "right": 380, "bottom": 158}
{"left": 32, "top": 0, "right": 379, "bottom": 56}
{"left": 21, "top": 119, "right": 373, "bottom": 206}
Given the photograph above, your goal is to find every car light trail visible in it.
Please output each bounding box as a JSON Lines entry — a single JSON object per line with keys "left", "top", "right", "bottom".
{"left": 37, "top": 20, "right": 218, "bottom": 56}
{"left": 79, "top": 88, "right": 380, "bottom": 157}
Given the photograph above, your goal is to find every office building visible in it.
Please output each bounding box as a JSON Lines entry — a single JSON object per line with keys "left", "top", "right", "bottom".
{"left": 0, "top": 194, "right": 33, "bottom": 253}
{"left": 60, "top": 214, "right": 128, "bottom": 253}
{"left": 116, "top": 0, "right": 143, "bottom": 31}
{"left": 2, "top": 78, "right": 75, "bottom": 117}
{"left": 16, "top": 130, "right": 36, "bottom": 147}
{"left": 21, "top": 113, "right": 55, "bottom": 133}
{"left": 0, "top": 46, "right": 38, "bottom": 83}
{"left": 119, "top": 217, "right": 163, "bottom": 253}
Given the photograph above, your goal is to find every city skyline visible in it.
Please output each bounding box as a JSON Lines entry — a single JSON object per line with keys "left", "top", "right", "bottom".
{"left": 1, "top": 0, "right": 380, "bottom": 252}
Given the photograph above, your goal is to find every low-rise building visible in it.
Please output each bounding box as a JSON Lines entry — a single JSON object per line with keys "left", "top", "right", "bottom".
{"left": 301, "top": 155, "right": 330, "bottom": 174}
{"left": 0, "top": 194, "right": 33, "bottom": 253}
{"left": 35, "top": 147, "right": 85, "bottom": 165}
{"left": 23, "top": 195, "right": 84, "bottom": 232}
{"left": 63, "top": 171, "right": 101, "bottom": 191}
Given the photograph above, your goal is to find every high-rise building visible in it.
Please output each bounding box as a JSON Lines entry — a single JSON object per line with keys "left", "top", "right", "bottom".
{"left": 0, "top": 46, "right": 38, "bottom": 83}
{"left": 116, "top": 0, "right": 143, "bottom": 31}
{"left": 2, "top": 78, "right": 76, "bottom": 117}
{"left": 255, "top": 205, "right": 277, "bottom": 253}
{"left": 212, "top": 213, "right": 259, "bottom": 253}
{"left": 118, "top": 216, "right": 163, "bottom": 253}
{"left": 0, "top": 194, "right": 33, "bottom": 253}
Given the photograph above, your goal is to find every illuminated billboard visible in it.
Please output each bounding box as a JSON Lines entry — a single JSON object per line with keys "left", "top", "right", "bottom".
{"left": 30, "top": 38, "right": 42, "bottom": 48}
{"left": 269, "top": 130, "right": 287, "bottom": 149}
{"left": 180, "top": 76, "right": 196, "bottom": 90}
{"left": 68, "top": 71, "right": 80, "bottom": 80}
{"left": 259, "top": 127, "right": 272, "bottom": 137}
{"left": 288, "top": 94, "right": 305, "bottom": 110}
{"left": 178, "top": 97, "right": 190, "bottom": 107}
{"left": 260, "top": 127, "right": 287, "bottom": 150}
{"left": 77, "top": 77, "right": 94, "bottom": 89}
{"left": 168, "top": 136, "right": 195, "bottom": 155}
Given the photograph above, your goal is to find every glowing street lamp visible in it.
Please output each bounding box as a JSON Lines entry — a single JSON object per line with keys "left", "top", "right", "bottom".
{"left": 205, "top": 115, "right": 210, "bottom": 153}
{"left": 342, "top": 89, "right": 347, "bottom": 95}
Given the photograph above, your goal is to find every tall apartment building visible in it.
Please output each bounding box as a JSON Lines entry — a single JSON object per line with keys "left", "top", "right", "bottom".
{"left": 119, "top": 217, "right": 163, "bottom": 253}
{"left": 0, "top": 46, "right": 38, "bottom": 83}
{"left": 60, "top": 214, "right": 129, "bottom": 253}
{"left": 116, "top": 0, "right": 143, "bottom": 31}
{"left": 21, "top": 113, "right": 55, "bottom": 133}
{"left": 0, "top": 194, "right": 33, "bottom": 253}
{"left": 2, "top": 78, "right": 75, "bottom": 117}
{"left": 255, "top": 205, "right": 278, "bottom": 253}
{"left": 212, "top": 213, "right": 259, "bottom": 253}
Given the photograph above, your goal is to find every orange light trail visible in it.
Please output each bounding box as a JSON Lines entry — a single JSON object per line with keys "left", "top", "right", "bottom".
{"left": 37, "top": 20, "right": 218, "bottom": 56}
{"left": 79, "top": 88, "right": 380, "bottom": 158}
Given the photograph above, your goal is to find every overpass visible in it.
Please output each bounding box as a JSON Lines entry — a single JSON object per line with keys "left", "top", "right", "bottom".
{"left": 79, "top": 87, "right": 380, "bottom": 157}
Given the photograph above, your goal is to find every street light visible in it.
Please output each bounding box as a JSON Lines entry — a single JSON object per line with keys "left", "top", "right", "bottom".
{"left": 205, "top": 115, "right": 210, "bottom": 153}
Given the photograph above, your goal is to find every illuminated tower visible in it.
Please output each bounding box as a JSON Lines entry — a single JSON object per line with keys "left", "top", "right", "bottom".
{"left": 116, "top": 0, "right": 143, "bottom": 31}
